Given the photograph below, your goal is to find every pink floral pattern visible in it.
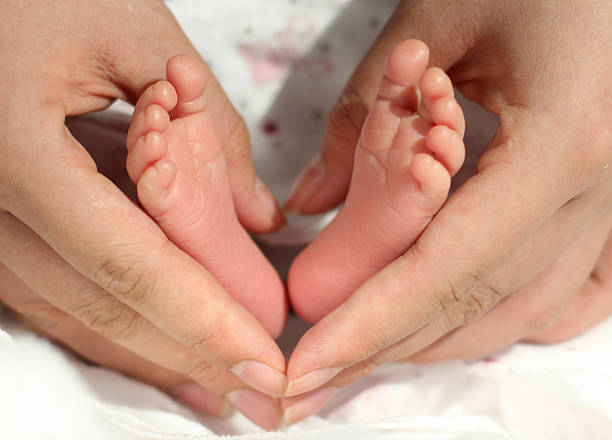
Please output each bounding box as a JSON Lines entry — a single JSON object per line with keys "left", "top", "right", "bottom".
{"left": 238, "top": 16, "right": 333, "bottom": 85}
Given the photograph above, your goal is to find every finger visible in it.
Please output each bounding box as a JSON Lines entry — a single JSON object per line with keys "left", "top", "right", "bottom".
{"left": 99, "top": 2, "right": 284, "bottom": 232}
{"left": 526, "top": 224, "right": 612, "bottom": 343}
{"left": 285, "top": 103, "right": 610, "bottom": 396}
{"left": 284, "top": 2, "right": 479, "bottom": 214}
{"left": 0, "top": 262, "right": 227, "bottom": 416}
{"left": 0, "top": 138, "right": 288, "bottom": 394}
{"left": 525, "top": 276, "right": 612, "bottom": 344}
{"left": 0, "top": 220, "right": 283, "bottom": 430}
{"left": 409, "top": 212, "right": 612, "bottom": 362}
{"left": 281, "top": 192, "right": 611, "bottom": 424}
{"left": 2, "top": 266, "right": 283, "bottom": 428}
{"left": 291, "top": 180, "right": 612, "bottom": 402}
{"left": 0, "top": 211, "right": 272, "bottom": 397}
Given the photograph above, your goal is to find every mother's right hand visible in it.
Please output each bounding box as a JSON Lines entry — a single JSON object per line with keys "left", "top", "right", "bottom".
{"left": 0, "top": 0, "right": 285, "bottom": 430}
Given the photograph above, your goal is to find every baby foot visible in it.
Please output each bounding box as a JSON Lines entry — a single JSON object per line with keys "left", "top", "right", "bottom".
{"left": 126, "top": 55, "right": 287, "bottom": 337}
{"left": 288, "top": 40, "right": 465, "bottom": 323}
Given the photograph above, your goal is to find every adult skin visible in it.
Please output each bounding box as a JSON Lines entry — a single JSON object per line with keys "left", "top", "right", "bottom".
{"left": 0, "top": 0, "right": 287, "bottom": 431}
{"left": 283, "top": 0, "right": 612, "bottom": 423}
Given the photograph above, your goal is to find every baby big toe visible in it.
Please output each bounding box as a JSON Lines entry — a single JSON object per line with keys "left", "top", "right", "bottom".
{"left": 166, "top": 55, "right": 208, "bottom": 118}
{"left": 379, "top": 39, "right": 429, "bottom": 108}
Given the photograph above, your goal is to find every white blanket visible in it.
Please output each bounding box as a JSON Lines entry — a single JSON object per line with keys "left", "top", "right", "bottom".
{"left": 2, "top": 0, "right": 610, "bottom": 438}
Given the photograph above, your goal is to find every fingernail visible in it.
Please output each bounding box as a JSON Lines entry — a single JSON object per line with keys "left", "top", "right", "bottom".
{"left": 284, "top": 387, "right": 338, "bottom": 425}
{"left": 285, "top": 367, "right": 342, "bottom": 397}
{"left": 255, "top": 178, "right": 280, "bottom": 219}
{"left": 227, "top": 389, "right": 281, "bottom": 431}
{"left": 284, "top": 153, "right": 325, "bottom": 213}
{"left": 170, "top": 382, "right": 227, "bottom": 417}
{"left": 230, "top": 360, "right": 287, "bottom": 397}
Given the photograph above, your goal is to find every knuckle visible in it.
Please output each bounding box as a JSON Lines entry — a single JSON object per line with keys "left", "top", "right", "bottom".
{"left": 355, "top": 356, "right": 383, "bottom": 381}
{"left": 437, "top": 276, "right": 462, "bottom": 314}
{"left": 451, "top": 295, "right": 484, "bottom": 327}
{"left": 185, "top": 322, "right": 220, "bottom": 355}
{"left": 354, "top": 336, "right": 386, "bottom": 363}
{"left": 186, "top": 361, "right": 222, "bottom": 387}
{"left": 441, "top": 307, "right": 466, "bottom": 333}
{"left": 92, "top": 246, "right": 159, "bottom": 306}
{"left": 467, "top": 278, "right": 506, "bottom": 313}
{"left": 71, "top": 294, "right": 140, "bottom": 341}
{"left": 440, "top": 274, "right": 506, "bottom": 330}
{"left": 182, "top": 292, "right": 235, "bottom": 358}
{"left": 356, "top": 327, "right": 386, "bottom": 358}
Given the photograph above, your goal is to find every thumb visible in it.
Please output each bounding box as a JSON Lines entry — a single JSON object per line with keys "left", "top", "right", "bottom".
{"left": 284, "top": 0, "right": 476, "bottom": 214}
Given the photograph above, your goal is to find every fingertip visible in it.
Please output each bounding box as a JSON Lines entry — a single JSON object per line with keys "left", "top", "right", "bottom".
{"left": 230, "top": 181, "right": 286, "bottom": 234}
{"left": 253, "top": 178, "right": 287, "bottom": 232}
{"left": 230, "top": 360, "right": 287, "bottom": 398}
{"left": 170, "top": 382, "right": 227, "bottom": 417}
{"left": 384, "top": 39, "right": 430, "bottom": 87}
{"left": 226, "top": 388, "right": 282, "bottom": 431}
{"left": 284, "top": 153, "right": 326, "bottom": 214}
{"left": 285, "top": 367, "right": 342, "bottom": 397}
{"left": 283, "top": 387, "right": 339, "bottom": 425}
{"left": 166, "top": 54, "right": 207, "bottom": 103}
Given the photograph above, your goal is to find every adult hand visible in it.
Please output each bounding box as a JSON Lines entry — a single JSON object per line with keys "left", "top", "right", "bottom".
{"left": 0, "top": 0, "right": 286, "bottom": 430}
{"left": 282, "top": 0, "right": 612, "bottom": 423}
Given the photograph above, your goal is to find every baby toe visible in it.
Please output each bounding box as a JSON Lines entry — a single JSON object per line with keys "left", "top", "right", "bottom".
{"left": 410, "top": 153, "right": 451, "bottom": 211}
{"left": 426, "top": 125, "right": 465, "bottom": 176}
{"left": 429, "top": 96, "right": 465, "bottom": 137}
{"left": 126, "top": 131, "right": 168, "bottom": 183}
{"left": 137, "top": 158, "right": 178, "bottom": 218}
{"left": 133, "top": 80, "right": 178, "bottom": 116}
{"left": 166, "top": 55, "right": 208, "bottom": 118}
{"left": 419, "top": 67, "right": 454, "bottom": 112}
{"left": 126, "top": 104, "right": 170, "bottom": 150}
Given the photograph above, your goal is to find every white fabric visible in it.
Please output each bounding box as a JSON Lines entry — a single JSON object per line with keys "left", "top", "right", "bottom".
{"left": 1, "top": 0, "right": 611, "bottom": 438}
{"left": 3, "top": 311, "right": 612, "bottom": 439}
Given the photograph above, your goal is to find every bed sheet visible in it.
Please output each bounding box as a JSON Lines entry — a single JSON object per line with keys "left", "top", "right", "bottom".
{"left": 2, "top": 1, "right": 611, "bottom": 438}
